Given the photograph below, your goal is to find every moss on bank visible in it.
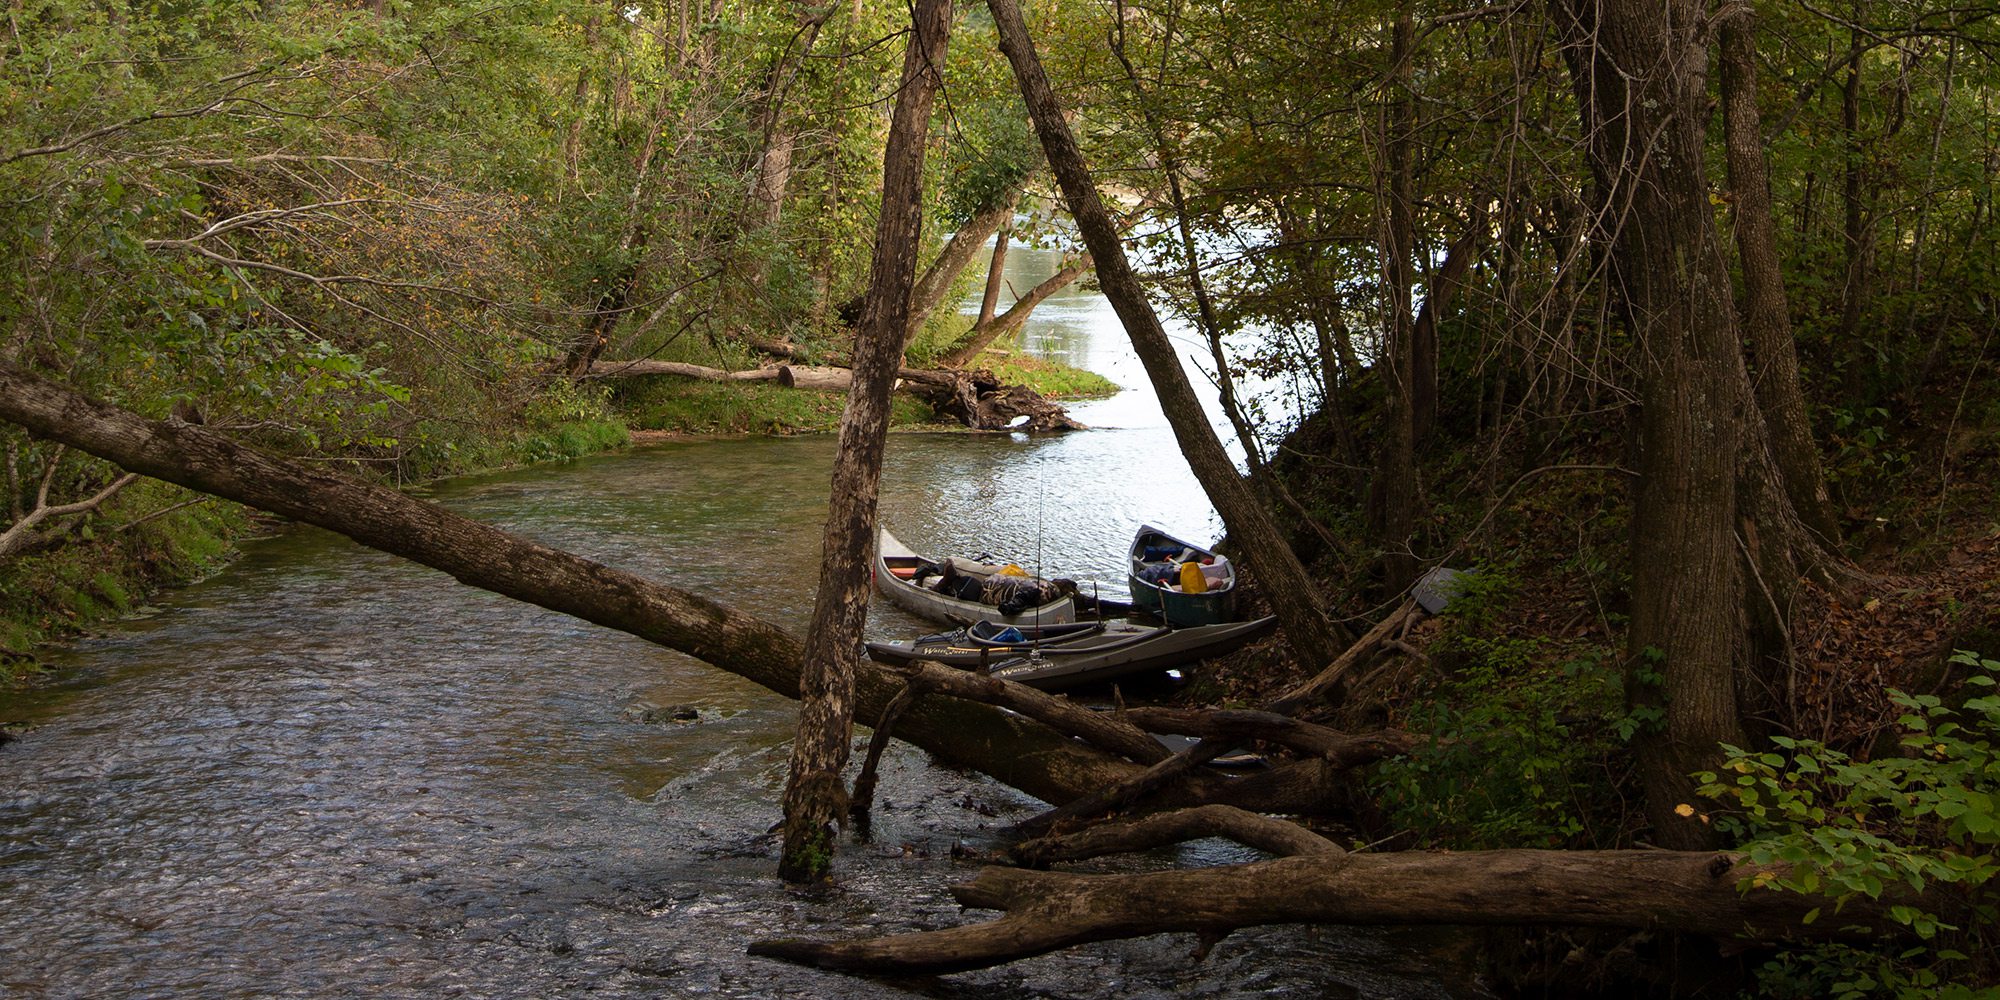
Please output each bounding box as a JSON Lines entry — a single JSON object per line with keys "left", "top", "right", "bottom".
{"left": 612, "top": 379, "right": 945, "bottom": 435}
{"left": 1, "top": 486, "right": 250, "bottom": 686}
{"left": 985, "top": 355, "right": 1119, "bottom": 399}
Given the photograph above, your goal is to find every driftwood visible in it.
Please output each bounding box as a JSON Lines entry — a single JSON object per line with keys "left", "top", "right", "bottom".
{"left": 885, "top": 659, "right": 1171, "bottom": 767}
{"left": 1268, "top": 597, "right": 1425, "bottom": 714}
{"left": 896, "top": 367, "right": 1085, "bottom": 433}
{"left": 780, "top": 365, "right": 1084, "bottom": 433}
{"left": 1012, "top": 603, "right": 1432, "bottom": 835}
{"left": 1014, "top": 732, "right": 1234, "bottom": 836}
{"left": 1010, "top": 804, "right": 1343, "bottom": 867}
{"left": 1119, "top": 707, "right": 1419, "bottom": 766}
{"left": 749, "top": 850, "right": 1899, "bottom": 975}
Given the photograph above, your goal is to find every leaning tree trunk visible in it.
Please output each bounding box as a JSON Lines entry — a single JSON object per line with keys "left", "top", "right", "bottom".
{"left": 780, "top": 0, "right": 952, "bottom": 884}
{"left": 1558, "top": 0, "right": 1751, "bottom": 849}
{"left": 1720, "top": 12, "right": 1842, "bottom": 545}
{"left": 936, "top": 252, "right": 1092, "bottom": 368}
{"left": 976, "top": 220, "right": 1010, "bottom": 327}
{"left": 985, "top": 0, "right": 1345, "bottom": 667}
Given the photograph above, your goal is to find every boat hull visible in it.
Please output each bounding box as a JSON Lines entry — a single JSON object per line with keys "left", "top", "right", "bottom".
{"left": 1127, "top": 525, "right": 1238, "bottom": 626}
{"left": 876, "top": 527, "right": 1075, "bottom": 626}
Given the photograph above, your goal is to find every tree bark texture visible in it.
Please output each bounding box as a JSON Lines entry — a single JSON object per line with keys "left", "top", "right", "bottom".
{"left": 1719, "top": 12, "right": 1842, "bottom": 545}
{"left": 780, "top": 0, "right": 952, "bottom": 884}
{"left": 749, "top": 850, "right": 1891, "bottom": 975}
{"left": 1558, "top": 0, "right": 1751, "bottom": 849}
{"left": 984, "top": 0, "right": 1344, "bottom": 667}
{"left": 1010, "top": 804, "right": 1343, "bottom": 867}
{"left": 976, "top": 222, "right": 1010, "bottom": 327}
{"left": 1366, "top": 10, "right": 1423, "bottom": 593}
{"left": 584, "top": 359, "right": 781, "bottom": 381}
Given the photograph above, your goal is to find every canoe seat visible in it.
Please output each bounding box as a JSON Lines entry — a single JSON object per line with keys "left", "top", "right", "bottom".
{"left": 889, "top": 565, "right": 920, "bottom": 579}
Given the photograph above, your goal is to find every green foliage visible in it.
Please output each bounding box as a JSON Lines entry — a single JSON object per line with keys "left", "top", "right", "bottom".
{"left": 1696, "top": 651, "right": 2000, "bottom": 998}
{"left": 0, "top": 482, "right": 250, "bottom": 667}
{"left": 613, "top": 379, "right": 941, "bottom": 436}
{"left": 1370, "top": 568, "right": 1628, "bottom": 849}
{"left": 983, "top": 355, "right": 1119, "bottom": 400}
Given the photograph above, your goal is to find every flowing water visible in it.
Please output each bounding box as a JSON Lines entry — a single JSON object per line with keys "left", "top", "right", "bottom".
{"left": 0, "top": 245, "right": 1478, "bottom": 999}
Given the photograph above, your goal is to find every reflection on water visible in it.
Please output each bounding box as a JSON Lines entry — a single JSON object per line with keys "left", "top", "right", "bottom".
{"left": 0, "top": 248, "right": 1472, "bottom": 999}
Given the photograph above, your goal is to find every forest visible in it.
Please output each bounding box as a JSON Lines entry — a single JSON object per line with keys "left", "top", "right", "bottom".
{"left": 3, "top": 0, "right": 1999, "bottom": 996}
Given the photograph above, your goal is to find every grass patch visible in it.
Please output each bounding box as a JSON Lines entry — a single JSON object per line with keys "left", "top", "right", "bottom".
{"left": 985, "top": 354, "right": 1119, "bottom": 399}
{"left": 612, "top": 378, "right": 947, "bottom": 435}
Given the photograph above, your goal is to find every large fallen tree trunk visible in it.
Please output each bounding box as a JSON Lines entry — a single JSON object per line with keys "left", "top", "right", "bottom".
{"left": 0, "top": 362, "right": 1330, "bottom": 815}
{"left": 750, "top": 849, "right": 1901, "bottom": 975}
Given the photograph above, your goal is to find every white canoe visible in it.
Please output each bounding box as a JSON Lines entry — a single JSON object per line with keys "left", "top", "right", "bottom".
{"left": 875, "top": 527, "right": 1075, "bottom": 626}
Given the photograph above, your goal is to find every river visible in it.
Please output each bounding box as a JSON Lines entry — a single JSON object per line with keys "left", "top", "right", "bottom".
{"left": 0, "top": 244, "right": 1474, "bottom": 998}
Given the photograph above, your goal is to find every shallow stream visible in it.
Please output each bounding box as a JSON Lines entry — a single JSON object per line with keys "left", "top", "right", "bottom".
{"left": 0, "top": 245, "right": 1478, "bottom": 998}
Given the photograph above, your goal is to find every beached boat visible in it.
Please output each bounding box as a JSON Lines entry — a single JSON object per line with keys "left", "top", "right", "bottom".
{"left": 865, "top": 616, "right": 1277, "bottom": 691}
{"left": 875, "top": 527, "right": 1075, "bottom": 626}
{"left": 1126, "top": 524, "right": 1238, "bottom": 625}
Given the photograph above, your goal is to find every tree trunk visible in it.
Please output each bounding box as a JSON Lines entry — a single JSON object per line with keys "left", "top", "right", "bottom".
{"left": 1366, "top": 10, "right": 1422, "bottom": 593}
{"left": 904, "top": 185, "right": 1024, "bottom": 339}
{"left": 1557, "top": 0, "right": 1751, "bottom": 849}
{"left": 1837, "top": 20, "right": 1872, "bottom": 350}
{"left": 984, "top": 0, "right": 1345, "bottom": 666}
{"left": 1719, "top": 12, "right": 1842, "bottom": 545}
{"left": 750, "top": 849, "right": 1900, "bottom": 975}
{"left": 779, "top": 0, "right": 952, "bottom": 884}
{"left": 977, "top": 222, "right": 1010, "bottom": 327}
{"left": 936, "top": 252, "right": 1092, "bottom": 368}
{"left": 738, "top": 2, "right": 836, "bottom": 295}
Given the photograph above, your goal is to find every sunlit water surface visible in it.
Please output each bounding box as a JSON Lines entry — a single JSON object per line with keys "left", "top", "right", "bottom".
{"left": 0, "top": 245, "right": 1478, "bottom": 999}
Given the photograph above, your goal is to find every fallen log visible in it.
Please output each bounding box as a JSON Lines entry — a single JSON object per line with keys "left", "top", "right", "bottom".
{"left": 1015, "top": 732, "right": 1231, "bottom": 836}
{"left": 777, "top": 364, "right": 1084, "bottom": 433}
{"left": 584, "top": 359, "right": 781, "bottom": 381}
{"left": 749, "top": 849, "right": 1899, "bottom": 975}
{"left": 1119, "top": 707, "right": 1419, "bottom": 766}
{"left": 1010, "top": 804, "right": 1342, "bottom": 867}
{"left": 1014, "top": 612, "right": 1432, "bottom": 834}
{"left": 0, "top": 362, "right": 1345, "bottom": 816}
{"left": 885, "top": 659, "right": 1172, "bottom": 767}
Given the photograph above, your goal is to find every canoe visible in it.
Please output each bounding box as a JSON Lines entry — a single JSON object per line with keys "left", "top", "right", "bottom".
{"left": 875, "top": 527, "right": 1075, "bottom": 626}
{"left": 1126, "top": 524, "right": 1238, "bottom": 626}
{"left": 865, "top": 616, "right": 1277, "bottom": 691}
{"left": 864, "top": 619, "right": 1155, "bottom": 669}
